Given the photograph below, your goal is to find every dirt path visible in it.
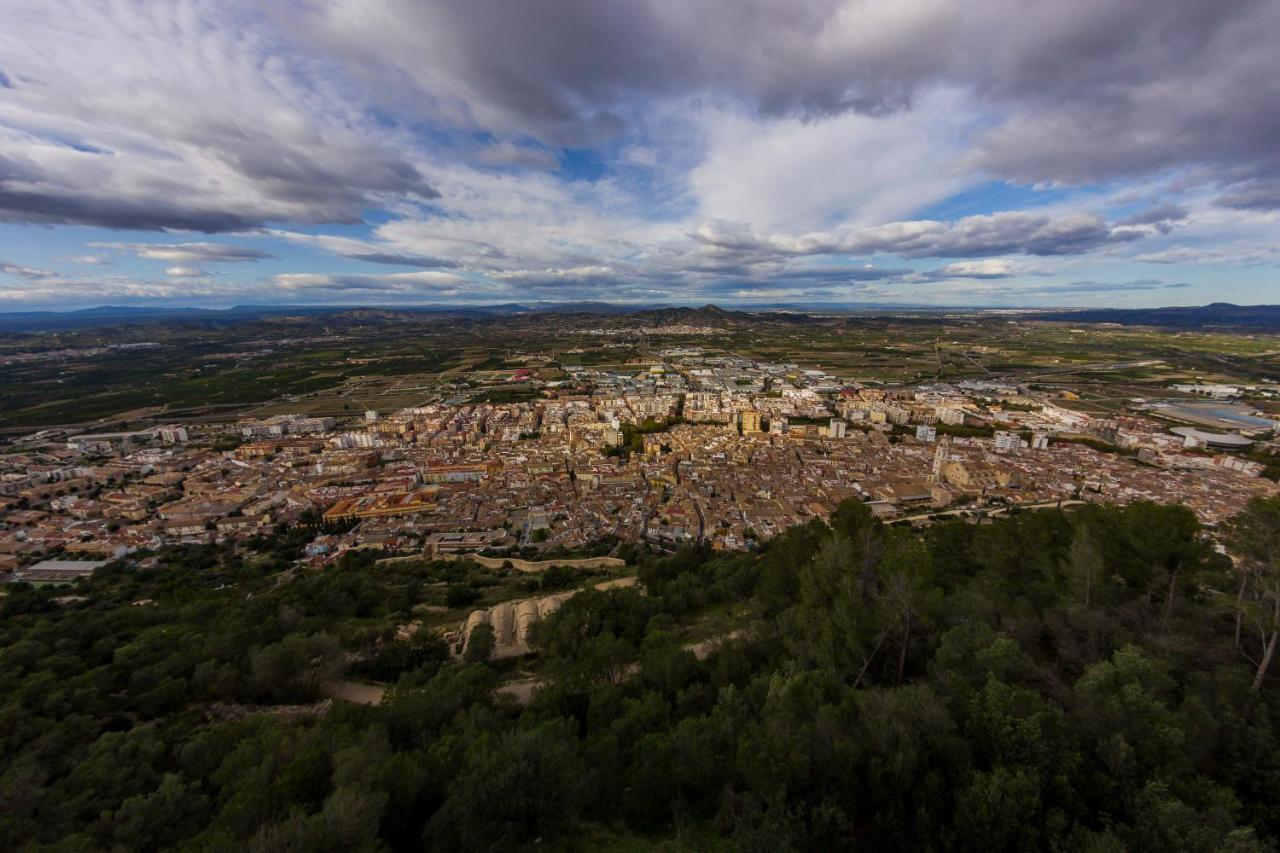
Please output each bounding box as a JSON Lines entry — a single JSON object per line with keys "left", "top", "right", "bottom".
{"left": 495, "top": 627, "right": 746, "bottom": 705}
{"left": 685, "top": 628, "right": 744, "bottom": 661}
{"left": 496, "top": 678, "right": 542, "bottom": 704}
{"left": 320, "top": 679, "right": 386, "bottom": 706}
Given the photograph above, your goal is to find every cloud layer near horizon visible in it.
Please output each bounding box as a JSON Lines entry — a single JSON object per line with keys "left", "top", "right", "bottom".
{"left": 0, "top": 0, "right": 1277, "bottom": 308}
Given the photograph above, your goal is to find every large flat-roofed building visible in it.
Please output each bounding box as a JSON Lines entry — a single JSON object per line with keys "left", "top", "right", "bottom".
{"left": 1170, "top": 427, "right": 1253, "bottom": 449}
{"left": 1159, "top": 402, "right": 1277, "bottom": 432}
{"left": 421, "top": 463, "right": 492, "bottom": 483}
{"left": 423, "top": 529, "right": 509, "bottom": 555}
{"left": 1171, "top": 384, "right": 1241, "bottom": 399}
{"left": 323, "top": 488, "right": 442, "bottom": 521}
{"left": 13, "top": 558, "right": 110, "bottom": 585}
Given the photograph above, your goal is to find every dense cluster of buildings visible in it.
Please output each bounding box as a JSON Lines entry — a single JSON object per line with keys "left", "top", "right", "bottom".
{"left": 0, "top": 341, "right": 158, "bottom": 368}
{"left": 2, "top": 347, "right": 1276, "bottom": 577}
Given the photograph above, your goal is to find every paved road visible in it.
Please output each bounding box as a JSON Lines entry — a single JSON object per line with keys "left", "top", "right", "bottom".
{"left": 885, "top": 498, "right": 1086, "bottom": 525}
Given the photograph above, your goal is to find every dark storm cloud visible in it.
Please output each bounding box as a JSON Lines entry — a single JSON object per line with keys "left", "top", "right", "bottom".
{"left": 0, "top": 185, "right": 259, "bottom": 234}
{"left": 1119, "top": 204, "right": 1189, "bottom": 233}
{"left": 0, "top": 149, "right": 436, "bottom": 233}
{"left": 290, "top": 0, "right": 1280, "bottom": 194}
{"left": 288, "top": 0, "right": 947, "bottom": 138}
{"left": 692, "top": 211, "right": 1139, "bottom": 262}
{"left": 343, "top": 253, "right": 453, "bottom": 269}
{"left": 0, "top": 2, "right": 438, "bottom": 233}
{"left": 896, "top": 214, "right": 1138, "bottom": 258}
{"left": 3, "top": 0, "right": 1278, "bottom": 304}
{"left": 1215, "top": 181, "right": 1280, "bottom": 211}
{"left": 961, "top": 2, "right": 1279, "bottom": 189}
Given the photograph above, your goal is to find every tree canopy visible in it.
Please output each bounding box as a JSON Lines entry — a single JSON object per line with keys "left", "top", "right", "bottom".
{"left": 2, "top": 497, "right": 1280, "bottom": 851}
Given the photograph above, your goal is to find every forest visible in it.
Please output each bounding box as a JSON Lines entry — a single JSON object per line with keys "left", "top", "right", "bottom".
{"left": 2, "top": 496, "right": 1279, "bottom": 851}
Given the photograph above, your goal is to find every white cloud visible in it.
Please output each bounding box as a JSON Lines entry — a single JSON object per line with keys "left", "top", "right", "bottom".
{"left": 97, "top": 242, "right": 273, "bottom": 263}
{"left": 271, "top": 270, "right": 474, "bottom": 294}
{"left": 165, "top": 265, "right": 207, "bottom": 277}
{"left": 1, "top": 261, "right": 55, "bottom": 281}
{"left": 0, "top": 0, "right": 435, "bottom": 231}
{"left": 690, "top": 89, "right": 976, "bottom": 231}
{"left": 928, "top": 259, "right": 1017, "bottom": 278}
{"left": 0, "top": 0, "right": 1276, "bottom": 308}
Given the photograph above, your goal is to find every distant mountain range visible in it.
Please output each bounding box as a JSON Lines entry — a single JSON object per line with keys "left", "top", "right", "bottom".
{"left": 1, "top": 301, "right": 1278, "bottom": 333}
{"left": 1020, "top": 302, "right": 1280, "bottom": 331}
{"left": 0, "top": 301, "right": 655, "bottom": 331}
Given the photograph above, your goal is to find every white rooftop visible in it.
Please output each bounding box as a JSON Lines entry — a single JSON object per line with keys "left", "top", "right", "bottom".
{"left": 22, "top": 559, "right": 110, "bottom": 573}
{"left": 1169, "top": 427, "right": 1253, "bottom": 448}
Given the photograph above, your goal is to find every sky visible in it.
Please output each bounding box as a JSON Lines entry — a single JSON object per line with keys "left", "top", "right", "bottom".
{"left": 0, "top": 1, "right": 1278, "bottom": 311}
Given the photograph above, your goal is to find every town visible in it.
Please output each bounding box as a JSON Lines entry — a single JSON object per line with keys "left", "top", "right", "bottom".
{"left": 3, "top": 344, "right": 1276, "bottom": 584}
{"left": 6, "top": 1, "right": 1280, "bottom": 846}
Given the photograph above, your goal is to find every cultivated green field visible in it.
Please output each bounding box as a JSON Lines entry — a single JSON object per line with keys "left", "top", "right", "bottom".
{"left": 2, "top": 308, "right": 1276, "bottom": 430}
